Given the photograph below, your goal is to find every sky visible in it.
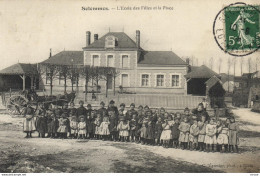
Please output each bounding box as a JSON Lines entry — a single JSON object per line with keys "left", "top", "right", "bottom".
{"left": 0, "top": 0, "right": 259, "bottom": 75}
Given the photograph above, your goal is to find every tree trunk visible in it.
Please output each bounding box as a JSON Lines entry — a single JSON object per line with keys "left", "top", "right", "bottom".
{"left": 64, "top": 76, "right": 67, "bottom": 92}
{"left": 228, "top": 69, "right": 230, "bottom": 92}
{"left": 85, "top": 75, "right": 88, "bottom": 102}
{"left": 96, "top": 76, "right": 98, "bottom": 91}
{"left": 106, "top": 75, "right": 108, "bottom": 98}
{"left": 71, "top": 79, "right": 74, "bottom": 91}
{"left": 113, "top": 75, "right": 116, "bottom": 96}
{"left": 50, "top": 78, "right": 53, "bottom": 95}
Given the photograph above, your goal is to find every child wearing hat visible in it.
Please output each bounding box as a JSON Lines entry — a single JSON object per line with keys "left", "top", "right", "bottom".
{"left": 36, "top": 113, "right": 47, "bottom": 138}
{"left": 154, "top": 117, "right": 163, "bottom": 146}
{"left": 129, "top": 113, "right": 138, "bottom": 142}
{"left": 205, "top": 118, "right": 217, "bottom": 152}
{"left": 94, "top": 113, "right": 102, "bottom": 140}
{"left": 139, "top": 122, "right": 148, "bottom": 145}
{"left": 70, "top": 116, "right": 78, "bottom": 139}
{"left": 217, "top": 121, "right": 229, "bottom": 153}
{"left": 108, "top": 110, "right": 118, "bottom": 142}
{"left": 171, "top": 115, "right": 180, "bottom": 148}
{"left": 160, "top": 115, "right": 172, "bottom": 148}
{"left": 146, "top": 111, "right": 155, "bottom": 145}
{"left": 78, "top": 115, "right": 87, "bottom": 139}
{"left": 189, "top": 120, "right": 200, "bottom": 150}
{"left": 100, "top": 116, "right": 110, "bottom": 141}
{"left": 117, "top": 115, "right": 130, "bottom": 142}
{"left": 178, "top": 116, "right": 190, "bottom": 150}
{"left": 85, "top": 110, "right": 93, "bottom": 139}
{"left": 48, "top": 112, "right": 58, "bottom": 138}
{"left": 228, "top": 116, "right": 239, "bottom": 153}
{"left": 57, "top": 113, "right": 69, "bottom": 139}
{"left": 198, "top": 115, "right": 207, "bottom": 151}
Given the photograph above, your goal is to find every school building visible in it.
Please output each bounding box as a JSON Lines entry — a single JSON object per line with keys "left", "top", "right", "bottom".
{"left": 0, "top": 30, "right": 224, "bottom": 107}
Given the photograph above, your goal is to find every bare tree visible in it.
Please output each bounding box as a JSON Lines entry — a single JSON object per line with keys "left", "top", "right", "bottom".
{"left": 232, "top": 57, "right": 237, "bottom": 76}
{"left": 218, "top": 58, "right": 222, "bottom": 73}
{"left": 254, "top": 57, "right": 259, "bottom": 72}
{"left": 248, "top": 57, "right": 252, "bottom": 73}
{"left": 240, "top": 57, "right": 244, "bottom": 76}
{"left": 79, "top": 65, "right": 91, "bottom": 101}
{"left": 38, "top": 63, "right": 59, "bottom": 95}
{"left": 57, "top": 65, "right": 69, "bottom": 92}
{"left": 111, "top": 69, "right": 121, "bottom": 96}
{"left": 227, "top": 58, "right": 232, "bottom": 92}
{"left": 67, "top": 65, "right": 80, "bottom": 91}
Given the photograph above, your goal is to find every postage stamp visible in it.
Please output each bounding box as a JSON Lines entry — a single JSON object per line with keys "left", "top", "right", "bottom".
{"left": 213, "top": 2, "right": 260, "bottom": 56}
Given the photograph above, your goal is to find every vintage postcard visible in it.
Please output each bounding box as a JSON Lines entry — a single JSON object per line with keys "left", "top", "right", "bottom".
{"left": 0, "top": 0, "right": 260, "bottom": 174}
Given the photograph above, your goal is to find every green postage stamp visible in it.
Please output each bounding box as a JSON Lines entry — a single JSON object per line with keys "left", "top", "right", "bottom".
{"left": 213, "top": 3, "right": 260, "bottom": 56}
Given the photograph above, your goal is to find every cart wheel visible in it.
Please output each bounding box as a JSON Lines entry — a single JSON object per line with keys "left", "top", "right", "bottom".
{"left": 6, "top": 95, "right": 29, "bottom": 117}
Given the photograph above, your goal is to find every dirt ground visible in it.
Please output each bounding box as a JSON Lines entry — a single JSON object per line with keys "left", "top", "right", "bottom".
{"left": 0, "top": 108, "right": 259, "bottom": 173}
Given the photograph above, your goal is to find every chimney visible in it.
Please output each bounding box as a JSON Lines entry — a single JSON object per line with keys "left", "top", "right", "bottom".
{"left": 86, "top": 31, "right": 91, "bottom": 46}
{"left": 186, "top": 58, "right": 190, "bottom": 65}
{"left": 136, "top": 30, "right": 140, "bottom": 48}
{"left": 94, "top": 34, "right": 99, "bottom": 41}
{"left": 49, "top": 48, "right": 52, "bottom": 58}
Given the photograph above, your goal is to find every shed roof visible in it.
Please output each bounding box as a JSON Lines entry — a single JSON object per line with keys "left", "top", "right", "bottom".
{"left": 137, "top": 51, "right": 187, "bottom": 67}
{"left": 205, "top": 75, "right": 222, "bottom": 90}
{"left": 185, "top": 65, "right": 220, "bottom": 79}
{"left": 41, "top": 51, "right": 84, "bottom": 65}
{"left": 0, "top": 63, "right": 38, "bottom": 75}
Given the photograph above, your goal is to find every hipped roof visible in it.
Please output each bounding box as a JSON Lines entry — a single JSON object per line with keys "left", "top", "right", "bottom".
{"left": 41, "top": 51, "right": 84, "bottom": 65}
{"left": 0, "top": 63, "right": 38, "bottom": 75}
{"left": 137, "top": 51, "right": 187, "bottom": 67}
{"left": 185, "top": 65, "right": 220, "bottom": 79}
{"left": 83, "top": 32, "right": 139, "bottom": 50}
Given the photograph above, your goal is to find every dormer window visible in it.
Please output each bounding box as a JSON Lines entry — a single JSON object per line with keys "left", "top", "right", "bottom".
{"left": 105, "top": 35, "right": 117, "bottom": 48}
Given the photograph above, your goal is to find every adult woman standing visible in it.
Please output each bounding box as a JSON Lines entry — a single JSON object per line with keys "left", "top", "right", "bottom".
{"left": 23, "top": 104, "right": 36, "bottom": 138}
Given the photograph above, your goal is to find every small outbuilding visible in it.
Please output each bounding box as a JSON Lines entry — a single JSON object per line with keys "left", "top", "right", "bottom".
{"left": 0, "top": 63, "right": 39, "bottom": 91}
{"left": 185, "top": 65, "right": 226, "bottom": 108}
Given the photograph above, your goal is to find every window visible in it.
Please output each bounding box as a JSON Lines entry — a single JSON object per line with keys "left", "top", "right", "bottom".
{"left": 172, "top": 75, "right": 180, "bottom": 87}
{"left": 46, "top": 72, "right": 51, "bottom": 84}
{"left": 107, "top": 55, "right": 114, "bottom": 67}
{"left": 141, "top": 74, "right": 149, "bottom": 86}
{"left": 121, "top": 74, "right": 129, "bottom": 87}
{"left": 156, "top": 75, "right": 164, "bottom": 87}
{"left": 105, "top": 36, "right": 116, "bottom": 48}
{"left": 122, "top": 55, "right": 129, "bottom": 68}
{"left": 92, "top": 55, "right": 99, "bottom": 66}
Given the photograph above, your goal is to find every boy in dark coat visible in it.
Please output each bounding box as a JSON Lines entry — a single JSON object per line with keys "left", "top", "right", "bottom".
{"left": 76, "top": 100, "right": 87, "bottom": 118}
{"left": 126, "top": 103, "right": 138, "bottom": 121}
{"left": 171, "top": 116, "right": 180, "bottom": 148}
{"left": 37, "top": 114, "right": 47, "bottom": 138}
{"left": 107, "top": 100, "right": 119, "bottom": 116}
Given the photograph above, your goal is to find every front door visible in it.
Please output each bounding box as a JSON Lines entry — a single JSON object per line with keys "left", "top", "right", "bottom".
{"left": 121, "top": 74, "right": 128, "bottom": 87}
{"left": 107, "top": 74, "right": 113, "bottom": 89}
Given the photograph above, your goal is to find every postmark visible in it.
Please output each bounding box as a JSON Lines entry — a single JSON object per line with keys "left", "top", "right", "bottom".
{"left": 213, "top": 2, "right": 260, "bottom": 56}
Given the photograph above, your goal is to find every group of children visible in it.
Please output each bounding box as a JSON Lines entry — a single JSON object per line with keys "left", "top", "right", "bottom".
{"left": 23, "top": 99, "right": 240, "bottom": 153}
